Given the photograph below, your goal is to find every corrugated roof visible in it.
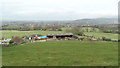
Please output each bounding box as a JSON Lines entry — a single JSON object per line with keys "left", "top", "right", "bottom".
{"left": 47, "top": 33, "right": 73, "bottom": 36}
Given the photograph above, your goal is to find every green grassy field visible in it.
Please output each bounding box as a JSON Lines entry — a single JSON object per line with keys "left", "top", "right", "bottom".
{"left": 61, "top": 27, "right": 101, "bottom": 32}
{"left": 2, "top": 41, "right": 118, "bottom": 66}
{"left": 60, "top": 27, "right": 119, "bottom": 40}
{"left": 1, "top": 30, "right": 64, "bottom": 38}
{"left": 1, "top": 30, "right": 119, "bottom": 40}
{"left": 1, "top": 30, "right": 118, "bottom": 66}
{"left": 85, "top": 32, "right": 118, "bottom": 40}
{"left": 0, "top": 46, "right": 1, "bottom": 67}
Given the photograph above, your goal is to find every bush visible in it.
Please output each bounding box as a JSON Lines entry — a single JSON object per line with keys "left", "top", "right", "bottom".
{"left": 57, "top": 29, "right": 62, "bottom": 31}
{"left": 77, "top": 32, "right": 84, "bottom": 36}
{"left": 118, "top": 40, "right": 120, "bottom": 42}
{"left": 12, "top": 36, "right": 24, "bottom": 44}
{"left": 9, "top": 40, "right": 14, "bottom": 44}
{"left": 102, "top": 37, "right": 106, "bottom": 40}
{"left": 102, "top": 37, "right": 111, "bottom": 41}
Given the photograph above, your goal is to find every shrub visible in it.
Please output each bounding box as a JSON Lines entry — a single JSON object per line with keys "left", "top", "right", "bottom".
{"left": 118, "top": 40, "right": 120, "bottom": 42}
{"left": 57, "top": 29, "right": 62, "bottom": 31}
{"left": 77, "top": 32, "right": 84, "bottom": 36}
{"left": 12, "top": 36, "right": 24, "bottom": 44}
{"left": 9, "top": 40, "right": 14, "bottom": 44}
{"left": 66, "top": 27, "right": 84, "bottom": 36}
{"left": 102, "top": 37, "right": 111, "bottom": 41}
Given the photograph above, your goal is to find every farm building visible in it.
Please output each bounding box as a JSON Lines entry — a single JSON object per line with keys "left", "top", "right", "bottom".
{"left": 23, "top": 34, "right": 47, "bottom": 42}
{"left": 46, "top": 33, "right": 73, "bottom": 40}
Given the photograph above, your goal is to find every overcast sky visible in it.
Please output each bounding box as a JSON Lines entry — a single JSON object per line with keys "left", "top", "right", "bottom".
{"left": 1, "top": 0, "right": 119, "bottom": 21}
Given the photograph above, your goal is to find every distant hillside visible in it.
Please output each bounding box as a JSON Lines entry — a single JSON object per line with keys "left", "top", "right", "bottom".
{"left": 2, "top": 18, "right": 118, "bottom": 26}
{"left": 73, "top": 18, "right": 118, "bottom": 25}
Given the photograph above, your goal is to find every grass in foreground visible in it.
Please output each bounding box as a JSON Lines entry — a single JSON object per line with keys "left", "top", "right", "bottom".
{"left": 0, "top": 46, "right": 1, "bottom": 67}
{"left": 2, "top": 41, "right": 118, "bottom": 66}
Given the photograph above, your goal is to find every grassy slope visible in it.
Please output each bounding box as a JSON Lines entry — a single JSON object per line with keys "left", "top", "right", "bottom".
{"left": 61, "top": 27, "right": 101, "bottom": 32}
{"left": 62, "top": 27, "right": 119, "bottom": 40}
{"left": 85, "top": 32, "right": 118, "bottom": 40}
{"left": 2, "top": 41, "right": 118, "bottom": 66}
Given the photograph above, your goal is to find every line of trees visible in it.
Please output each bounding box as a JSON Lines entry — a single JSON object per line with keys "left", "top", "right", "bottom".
{"left": 96, "top": 25, "right": 119, "bottom": 34}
